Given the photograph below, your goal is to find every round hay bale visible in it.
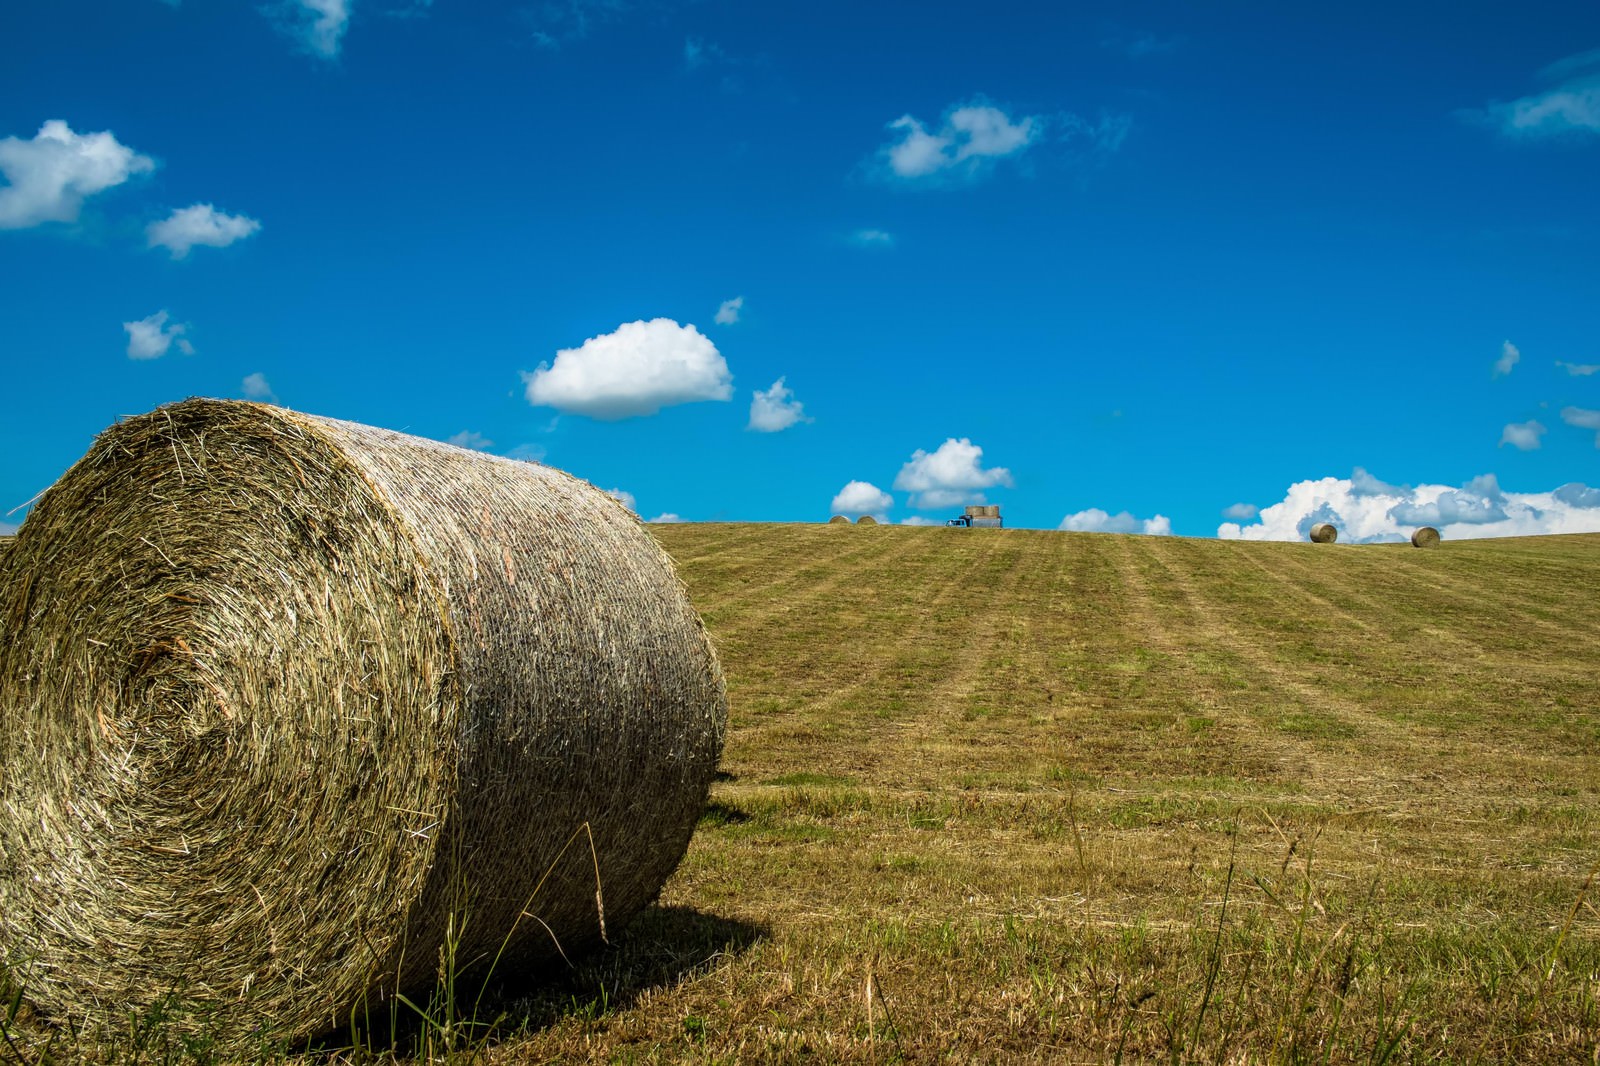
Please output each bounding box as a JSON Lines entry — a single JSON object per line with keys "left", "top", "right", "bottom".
{"left": 828, "top": 514, "right": 850, "bottom": 524}
{"left": 855, "top": 514, "right": 878, "bottom": 526}
{"left": 1309, "top": 522, "right": 1338, "bottom": 544}
{"left": 1411, "top": 526, "right": 1441, "bottom": 549}
{"left": 0, "top": 399, "right": 727, "bottom": 1048}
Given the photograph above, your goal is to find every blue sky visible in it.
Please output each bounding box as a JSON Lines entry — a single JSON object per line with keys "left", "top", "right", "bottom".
{"left": 3, "top": 1, "right": 1597, "bottom": 539}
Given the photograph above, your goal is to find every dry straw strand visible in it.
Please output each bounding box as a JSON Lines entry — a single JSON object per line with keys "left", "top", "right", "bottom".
{"left": 1411, "top": 526, "right": 1441, "bottom": 549}
{"left": 1309, "top": 523, "right": 1338, "bottom": 544}
{"left": 0, "top": 399, "right": 727, "bottom": 1049}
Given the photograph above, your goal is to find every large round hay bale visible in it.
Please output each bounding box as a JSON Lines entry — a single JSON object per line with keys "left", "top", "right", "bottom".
{"left": 1411, "top": 526, "right": 1441, "bottom": 549}
{"left": 855, "top": 514, "right": 878, "bottom": 525}
{"left": 1309, "top": 522, "right": 1338, "bottom": 544}
{"left": 828, "top": 514, "right": 850, "bottom": 524}
{"left": 0, "top": 399, "right": 726, "bottom": 1047}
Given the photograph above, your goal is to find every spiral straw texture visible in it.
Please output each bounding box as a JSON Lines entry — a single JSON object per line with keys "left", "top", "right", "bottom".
{"left": 1411, "top": 526, "right": 1442, "bottom": 549}
{"left": 1309, "top": 523, "right": 1338, "bottom": 544}
{"left": 0, "top": 399, "right": 726, "bottom": 1047}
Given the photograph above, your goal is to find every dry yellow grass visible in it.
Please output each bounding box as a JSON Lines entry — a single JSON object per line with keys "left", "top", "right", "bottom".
{"left": 5, "top": 524, "right": 1598, "bottom": 1063}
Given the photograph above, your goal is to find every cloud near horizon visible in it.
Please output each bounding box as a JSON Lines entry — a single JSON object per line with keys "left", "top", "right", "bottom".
{"left": 523, "top": 318, "right": 732, "bottom": 419}
{"left": 1219, "top": 469, "right": 1600, "bottom": 542}
{"left": 830, "top": 480, "right": 892, "bottom": 520}
{"left": 0, "top": 120, "right": 154, "bottom": 229}
{"left": 1060, "top": 508, "right": 1172, "bottom": 535}
{"left": 894, "top": 437, "right": 1013, "bottom": 510}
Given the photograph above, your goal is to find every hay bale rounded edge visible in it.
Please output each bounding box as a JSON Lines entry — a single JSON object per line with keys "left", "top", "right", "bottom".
{"left": 1411, "top": 526, "right": 1441, "bottom": 549}
{"left": 0, "top": 399, "right": 727, "bottom": 1047}
{"left": 855, "top": 515, "right": 878, "bottom": 526}
{"left": 1309, "top": 522, "right": 1338, "bottom": 544}
{"left": 828, "top": 514, "right": 850, "bottom": 524}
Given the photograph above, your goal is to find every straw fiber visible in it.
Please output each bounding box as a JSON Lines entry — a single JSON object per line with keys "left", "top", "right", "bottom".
{"left": 1309, "top": 523, "right": 1338, "bottom": 544}
{"left": 0, "top": 399, "right": 726, "bottom": 1046}
{"left": 855, "top": 515, "right": 878, "bottom": 526}
{"left": 828, "top": 515, "right": 850, "bottom": 524}
{"left": 1411, "top": 526, "right": 1441, "bottom": 549}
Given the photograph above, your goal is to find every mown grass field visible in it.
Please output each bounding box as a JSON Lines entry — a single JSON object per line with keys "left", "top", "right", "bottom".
{"left": 6, "top": 525, "right": 1599, "bottom": 1063}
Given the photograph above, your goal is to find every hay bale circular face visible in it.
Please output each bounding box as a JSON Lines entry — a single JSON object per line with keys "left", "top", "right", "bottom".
{"left": 1309, "top": 522, "right": 1338, "bottom": 544}
{"left": 828, "top": 514, "right": 850, "bottom": 524}
{"left": 855, "top": 515, "right": 878, "bottom": 525}
{"left": 1411, "top": 526, "right": 1441, "bottom": 548}
{"left": 0, "top": 400, "right": 726, "bottom": 1048}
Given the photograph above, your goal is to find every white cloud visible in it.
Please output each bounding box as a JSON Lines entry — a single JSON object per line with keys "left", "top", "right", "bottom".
{"left": 1556, "top": 360, "right": 1599, "bottom": 376}
{"left": 123, "top": 310, "right": 193, "bottom": 360}
{"left": 848, "top": 228, "right": 895, "bottom": 248}
{"left": 147, "top": 203, "right": 261, "bottom": 258}
{"left": 1470, "top": 49, "right": 1600, "bottom": 140}
{"left": 875, "top": 100, "right": 1042, "bottom": 183}
{"left": 242, "top": 372, "right": 278, "bottom": 403}
{"left": 271, "top": 0, "right": 351, "bottom": 58}
{"left": 647, "top": 512, "right": 685, "bottom": 524}
{"left": 1562, "top": 406, "right": 1600, "bottom": 446}
{"left": 899, "top": 516, "right": 941, "bottom": 526}
{"left": 830, "top": 480, "right": 892, "bottom": 520}
{"left": 1349, "top": 466, "right": 1409, "bottom": 496}
{"left": 1500, "top": 420, "right": 1547, "bottom": 450}
{"left": 1218, "top": 470, "right": 1600, "bottom": 542}
{"left": 605, "top": 487, "right": 636, "bottom": 512}
{"left": 1493, "top": 339, "right": 1521, "bottom": 377}
{"left": 893, "top": 437, "right": 1013, "bottom": 510}
{"left": 1222, "top": 502, "right": 1258, "bottom": 521}
{"left": 0, "top": 120, "right": 154, "bottom": 229}
{"left": 445, "top": 430, "right": 494, "bottom": 451}
{"left": 748, "top": 377, "right": 808, "bottom": 432}
{"left": 714, "top": 296, "right": 743, "bottom": 325}
{"left": 1060, "top": 508, "right": 1172, "bottom": 536}
{"left": 523, "top": 318, "right": 733, "bottom": 419}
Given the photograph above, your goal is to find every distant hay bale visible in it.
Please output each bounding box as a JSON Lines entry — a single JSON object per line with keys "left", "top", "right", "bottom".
{"left": 1309, "top": 523, "right": 1338, "bottom": 544}
{"left": 0, "top": 399, "right": 727, "bottom": 1048}
{"left": 1411, "top": 526, "right": 1441, "bottom": 548}
{"left": 0, "top": 534, "right": 11, "bottom": 563}
{"left": 829, "top": 514, "right": 850, "bottom": 524}
{"left": 855, "top": 515, "right": 878, "bottom": 525}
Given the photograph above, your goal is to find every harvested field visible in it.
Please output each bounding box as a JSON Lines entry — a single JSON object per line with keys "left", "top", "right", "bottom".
{"left": 4, "top": 524, "right": 1598, "bottom": 1063}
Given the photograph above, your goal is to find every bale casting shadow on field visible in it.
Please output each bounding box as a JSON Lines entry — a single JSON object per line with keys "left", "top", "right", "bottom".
{"left": 364, "top": 904, "right": 766, "bottom": 1051}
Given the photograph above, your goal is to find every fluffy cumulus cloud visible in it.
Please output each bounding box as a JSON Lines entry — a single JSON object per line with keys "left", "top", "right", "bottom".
{"left": 1500, "top": 420, "right": 1546, "bottom": 450}
{"left": 122, "top": 310, "right": 193, "bottom": 360}
{"left": 1219, "top": 469, "right": 1600, "bottom": 542}
{"left": 714, "top": 296, "right": 743, "bottom": 325}
{"left": 1493, "top": 340, "right": 1521, "bottom": 377}
{"left": 0, "top": 120, "right": 154, "bottom": 229}
{"left": 242, "top": 372, "right": 278, "bottom": 403}
{"left": 894, "top": 437, "right": 1012, "bottom": 510}
{"left": 875, "top": 99, "right": 1042, "bottom": 183}
{"left": 1563, "top": 406, "right": 1600, "bottom": 446}
{"left": 1468, "top": 49, "right": 1600, "bottom": 140}
{"left": 147, "top": 203, "right": 261, "bottom": 258}
{"left": 747, "top": 377, "right": 808, "bottom": 432}
{"left": 1060, "top": 509, "right": 1172, "bottom": 536}
{"left": 830, "top": 480, "right": 892, "bottom": 520}
{"left": 523, "top": 318, "right": 732, "bottom": 419}
{"left": 445, "top": 430, "right": 493, "bottom": 451}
